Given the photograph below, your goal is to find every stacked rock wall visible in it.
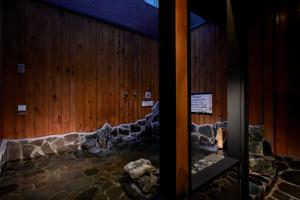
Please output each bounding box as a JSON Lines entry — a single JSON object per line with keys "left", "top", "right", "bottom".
{"left": 81, "top": 102, "right": 160, "bottom": 156}
{"left": 191, "top": 121, "right": 227, "bottom": 146}
{"left": 5, "top": 133, "right": 92, "bottom": 162}
{"left": 0, "top": 140, "right": 7, "bottom": 175}
{"left": 3, "top": 101, "right": 160, "bottom": 162}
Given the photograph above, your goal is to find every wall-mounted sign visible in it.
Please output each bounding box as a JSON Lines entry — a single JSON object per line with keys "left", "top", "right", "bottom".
{"left": 142, "top": 100, "right": 154, "bottom": 107}
{"left": 191, "top": 93, "right": 213, "bottom": 114}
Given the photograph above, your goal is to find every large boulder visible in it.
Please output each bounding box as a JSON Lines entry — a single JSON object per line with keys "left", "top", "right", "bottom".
{"left": 97, "top": 123, "right": 113, "bottom": 138}
{"left": 249, "top": 126, "right": 264, "bottom": 155}
{"left": 81, "top": 139, "right": 97, "bottom": 150}
{"left": 124, "top": 159, "right": 156, "bottom": 179}
{"left": 121, "top": 159, "right": 159, "bottom": 200}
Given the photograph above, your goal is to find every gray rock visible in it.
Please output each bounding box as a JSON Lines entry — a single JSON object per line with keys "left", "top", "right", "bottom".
{"left": 31, "top": 151, "right": 44, "bottom": 158}
{"left": 29, "top": 139, "right": 44, "bottom": 147}
{"left": 8, "top": 142, "right": 22, "bottom": 161}
{"left": 124, "top": 159, "right": 155, "bottom": 179}
{"left": 57, "top": 144, "right": 78, "bottom": 153}
{"left": 118, "top": 125, "right": 130, "bottom": 135}
{"left": 124, "top": 136, "right": 137, "bottom": 143}
{"left": 97, "top": 123, "right": 113, "bottom": 137}
{"left": 145, "top": 113, "right": 153, "bottom": 126}
{"left": 114, "top": 136, "right": 124, "bottom": 144}
{"left": 198, "top": 125, "right": 214, "bottom": 139}
{"left": 20, "top": 140, "right": 28, "bottom": 145}
{"left": 263, "top": 141, "right": 272, "bottom": 156}
{"left": 22, "top": 144, "right": 35, "bottom": 158}
{"left": 85, "top": 132, "right": 98, "bottom": 140}
{"left": 41, "top": 142, "right": 55, "bottom": 155}
{"left": 130, "top": 124, "right": 141, "bottom": 133}
{"left": 97, "top": 136, "right": 107, "bottom": 149}
{"left": 110, "top": 127, "right": 118, "bottom": 137}
{"left": 121, "top": 158, "right": 159, "bottom": 200}
{"left": 137, "top": 174, "right": 158, "bottom": 193}
{"left": 191, "top": 123, "right": 198, "bottom": 133}
{"left": 249, "top": 156, "right": 274, "bottom": 173}
{"left": 249, "top": 126, "right": 263, "bottom": 141}
{"left": 64, "top": 134, "right": 79, "bottom": 143}
{"left": 137, "top": 119, "right": 146, "bottom": 126}
{"left": 151, "top": 101, "right": 159, "bottom": 119}
{"left": 121, "top": 179, "right": 144, "bottom": 199}
{"left": 46, "top": 137, "right": 57, "bottom": 142}
{"left": 249, "top": 126, "right": 264, "bottom": 155}
{"left": 88, "top": 143, "right": 102, "bottom": 154}
{"left": 81, "top": 139, "right": 97, "bottom": 150}
{"left": 51, "top": 138, "right": 65, "bottom": 150}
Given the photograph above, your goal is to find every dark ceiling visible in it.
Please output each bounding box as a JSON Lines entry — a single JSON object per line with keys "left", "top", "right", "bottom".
{"left": 190, "top": 0, "right": 227, "bottom": 25}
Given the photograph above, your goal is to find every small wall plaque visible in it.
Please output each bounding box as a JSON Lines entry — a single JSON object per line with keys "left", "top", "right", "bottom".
{"left": 17, "top": 64, "right": 26, "bottom": 74}
{"left": 191, "top": 93, "right": 213, "bottom": 114}
{"left": 142, "top": 100, "right": 154, "bottom": 107}
{"left": 17, "top": 105, "right": 26, "bottom": 115}
{"left": 145, "top": 91, "right": 152, "bottom": 99}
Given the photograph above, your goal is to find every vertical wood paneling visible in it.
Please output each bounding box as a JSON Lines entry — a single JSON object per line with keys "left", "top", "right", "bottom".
{"left": 34, "top": 3, "right": 47, "bottom": 137}
{"left": 248, "top": 7, "right": 264, "bottom": 125}
{"left": 61, "top": 12, "right": 70, "bottom": 134}
{"left": 2, "top": 0, "right": 16, "bottom": 138}
{"left": 15, "top": 0, "right": 26, "bottom": 139}
{"left": 274, "top": 6, "right": 288, "bottom": 156}
{"left": 263, "top": 0, "right": 275, "bottom": 149}
{"left": 43, "top": 5, "right": 53, "bottom": 137}
{"left": 1, "top": 0, "right": 159, "bottom": 139}
{"left": 176, "top": 0, "right": 188, "bottom": 194}
{"left": 191, "top": 24, "right": 228, "bottom": 125}
{"left": 75, "top": 15, "right": 84, "bottom": 132}
{"left": 24, "top": 0, "right": 35, "bottom": 138}
{"left": 51, "top": 8, "right": 62, "bottom": 135}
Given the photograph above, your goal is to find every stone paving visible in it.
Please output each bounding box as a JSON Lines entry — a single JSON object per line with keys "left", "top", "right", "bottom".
{"left": 187, "top": 166, "right": 241, "bottom": 200}
{"left": 0, "top": 144, "right": 159, "bottom": 200}
{"left": 265, "top": 157, "right": 300, "bottom": 200}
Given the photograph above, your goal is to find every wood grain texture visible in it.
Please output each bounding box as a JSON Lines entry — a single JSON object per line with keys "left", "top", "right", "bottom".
{"left": 176, "top": 0, "right": 188, "bottom": 195}
{"left": 273, "top": 2, "right": 288, "bottom": 157}
{"left": 191, "top": 24, "right": 228, "bottom": 125}
{"left": 1, "top": 0, "right": 159, "bottom": 139}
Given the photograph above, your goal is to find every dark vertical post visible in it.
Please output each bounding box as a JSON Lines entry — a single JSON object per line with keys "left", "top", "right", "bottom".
{"left": 0, "top": 0, "right": 3, "bottom": 139}
{"left": 227, "top": 0, "right": 249, "bottom": 199}
{"left": 159, "top": 0, "right": 176, "bottom": 198}
{"left": 159, "top": 0, "right": 189, "bottom": 198}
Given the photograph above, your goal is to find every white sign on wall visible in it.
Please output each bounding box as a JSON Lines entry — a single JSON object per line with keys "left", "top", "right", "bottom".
{"left": 191, "top": 93, "right": 213, "bottom": 114}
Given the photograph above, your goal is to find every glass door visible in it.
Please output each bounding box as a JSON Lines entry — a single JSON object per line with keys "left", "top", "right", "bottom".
{"left": 189, "top": 0, "right": 247, "bottom": 191}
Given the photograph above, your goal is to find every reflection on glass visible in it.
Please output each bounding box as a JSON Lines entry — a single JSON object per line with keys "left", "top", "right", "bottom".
{"left": 191, "top": 122, "right": 228, "bottom": 174}
{"left": 189, "top": 12, "right": 228, "bottom": 175}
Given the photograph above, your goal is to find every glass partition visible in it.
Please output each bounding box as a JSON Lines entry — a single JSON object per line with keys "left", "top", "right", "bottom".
{"left": 189, "top": 2, "right": 242, "bottom": 190}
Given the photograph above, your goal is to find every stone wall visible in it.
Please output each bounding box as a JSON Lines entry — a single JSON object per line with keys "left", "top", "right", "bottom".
{"left": 3, "top": 101, "right": 160, "bottom": 162}
{"left": 0, "top": 140, "right": 7, "bottom": 175}
{"left": 81, "top": 102, "right": 159, "bottom": 156}
{"left": 191, "top": 121, "right": 227, "bottom": 146}
{"left": 5, "top": 132, "right": 94, "bottom": 162}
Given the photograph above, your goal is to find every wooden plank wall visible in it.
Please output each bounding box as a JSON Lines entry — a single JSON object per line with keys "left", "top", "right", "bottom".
{"left": 273, "top": 0, "right": 300, "bottom": 158}
{"left": 191, "top": 24, "right": 227, "bottom": 125}
{"left": 1, "top": 0, "right": 159, "bottom": 139}
{"left": 248, "top": 5, "right": 264, "bottom": 126}
{"left": 247, "top": 0, "right": 300, "bottom": 159}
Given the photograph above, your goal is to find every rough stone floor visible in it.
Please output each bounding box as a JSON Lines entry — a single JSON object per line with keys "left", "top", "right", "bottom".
{"left": 187, "top": 166, "right": 241, "bottom": 200}
{"left": 0, "top": 148, "right": 158, "bottom": 200}
{"left": 265, "top": 157, "right": 300, "bottom": 200}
